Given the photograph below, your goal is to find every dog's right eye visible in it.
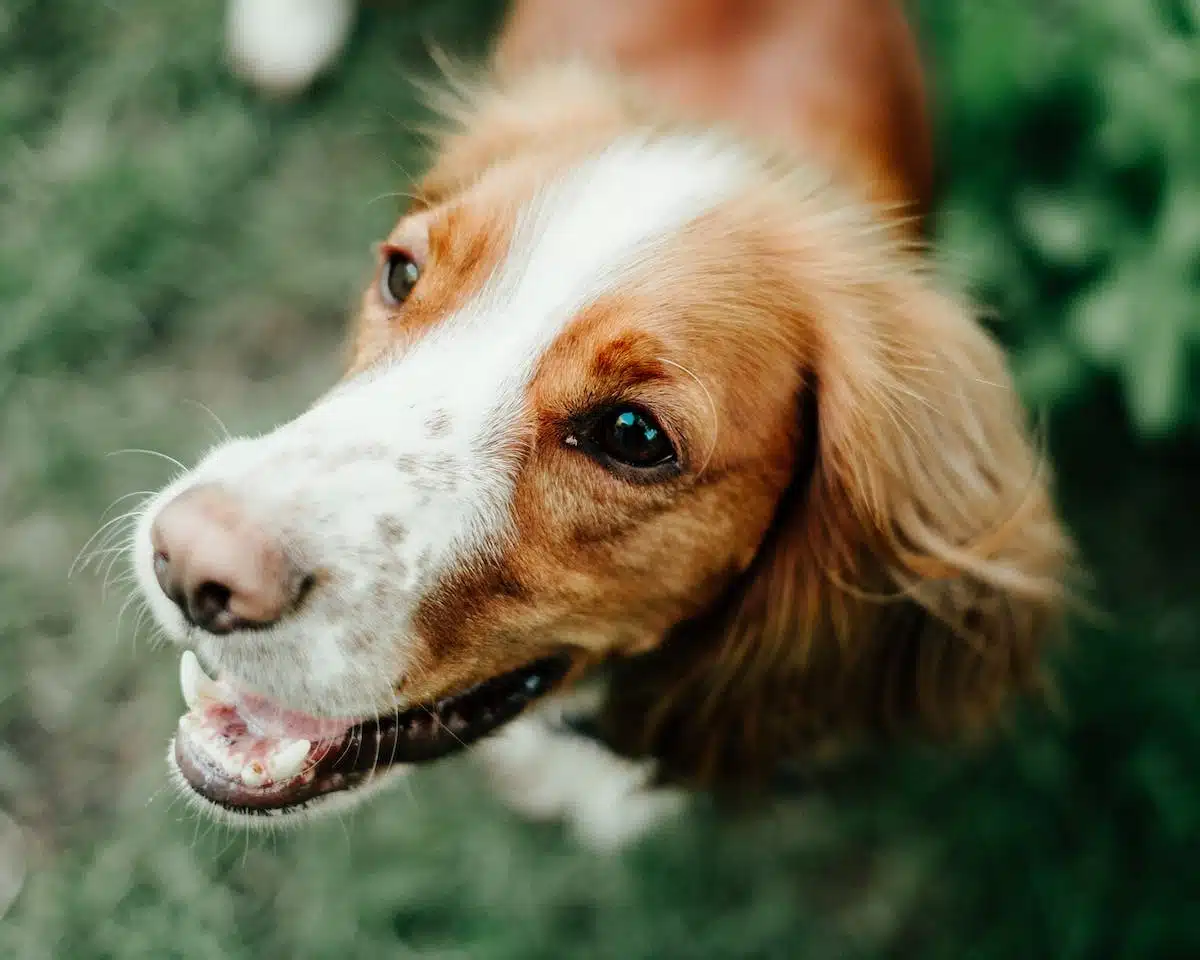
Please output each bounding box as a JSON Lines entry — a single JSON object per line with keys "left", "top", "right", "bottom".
{"left": 381, "top": 250, "right": 421, "bottom": 306}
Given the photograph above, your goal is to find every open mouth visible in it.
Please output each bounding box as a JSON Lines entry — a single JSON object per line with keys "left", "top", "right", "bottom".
{"left": 171, "top": 651, "right": 572, "bottom": 816}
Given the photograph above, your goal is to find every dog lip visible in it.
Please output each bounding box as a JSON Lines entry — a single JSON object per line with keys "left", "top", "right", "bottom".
{"left": 172, "top": 654, "right": 574, "bottom": 815}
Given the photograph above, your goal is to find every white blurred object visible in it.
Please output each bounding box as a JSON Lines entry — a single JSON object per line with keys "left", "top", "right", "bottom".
{"left": 226, "top": 0, "right": 356, "bottom": 97}
{"left": 0, "top": 809, "right": 25, "bottom": 921}
{"left": 476, "top": 701, "right": 688, "bottom": 852}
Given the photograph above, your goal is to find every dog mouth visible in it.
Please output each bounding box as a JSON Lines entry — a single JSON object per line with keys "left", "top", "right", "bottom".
{"left": 170, "top": 650, "right": 572, "bottom": 816}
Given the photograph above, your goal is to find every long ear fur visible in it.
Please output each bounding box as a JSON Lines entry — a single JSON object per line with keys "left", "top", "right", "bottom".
{"left": 602, "top": 236, "right": 1072, "bottom": 788}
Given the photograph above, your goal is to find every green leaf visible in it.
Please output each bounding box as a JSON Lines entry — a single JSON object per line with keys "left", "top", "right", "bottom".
{"left": 1068, "top": 273, "right": 1137, "bottom": 362}
{"left": 1122, "top": 296, "right": 1190, "bottom": 434}
{"left": 1015, "top": 188, "right": 1110, "bottom": 266}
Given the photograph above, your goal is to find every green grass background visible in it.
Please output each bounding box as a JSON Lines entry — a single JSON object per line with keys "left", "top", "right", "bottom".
{"left": 1, "top": 1, "right": 1197, "bottom": 957}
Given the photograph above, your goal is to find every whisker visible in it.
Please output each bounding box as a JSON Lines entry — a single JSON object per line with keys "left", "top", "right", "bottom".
{"left": 98, "top": 490, "right": 155, "bottom": 522}
{"left": 69, "top": 509, "right": 143, "bottom": 579}
{"left": 115, "top": 590, "right": 141, "bottom": 636}
{"left": 106, "top": 448, "right": 187, "bottom": 472}
{"left": 102, "top": 553, "right": 134, "bottom": 596}
{"left": 182, "top": 399, "right": 232, "bottom": 442}
{"left": 657, "top": 357, "right": 720, "bottom": 478}
{"left": 131, "top": 600, "right": 152, "bottom": 654}
{"left": 366, "top": 189, "right": 426, "bottom": 208}
{"left": 101, "top": 530, "right": 139, "bottom": 592}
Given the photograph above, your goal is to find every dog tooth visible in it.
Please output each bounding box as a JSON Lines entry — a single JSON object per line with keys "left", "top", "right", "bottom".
{"left": 266, "top": 739, "right": 310, "bottom": 782}
{"left": 179, "top": 650, "right": 219, "bottom": 711}
{"left": 217, "top": 751, "right": 244, "bottom": 779}
{"left": 178, "top": 712, "right": 200, "bottom": 734}
{"left": 241, "top": 761, "right": 267, "bottom": 788}
{"left": 202, "top": 735, "right": 243, "bottom": 778}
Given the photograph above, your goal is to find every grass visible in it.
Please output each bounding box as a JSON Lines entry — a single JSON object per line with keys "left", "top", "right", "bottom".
{"left": 1, "top": 1, "right": 1197, "bottom": 957}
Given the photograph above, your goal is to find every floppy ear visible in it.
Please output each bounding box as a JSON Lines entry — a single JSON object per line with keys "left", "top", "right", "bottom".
{"left": 601, "top": 250, "right": 1072, "bottom": 788}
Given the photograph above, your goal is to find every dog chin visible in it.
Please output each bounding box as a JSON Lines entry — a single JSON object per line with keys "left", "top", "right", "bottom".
{"left": 166, "top": 738, "right": 412, "bottom": 829}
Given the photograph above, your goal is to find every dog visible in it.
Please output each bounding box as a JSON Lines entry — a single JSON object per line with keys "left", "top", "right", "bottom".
{"left": 131, "top": 0, "right": 1070, "bottom": 850}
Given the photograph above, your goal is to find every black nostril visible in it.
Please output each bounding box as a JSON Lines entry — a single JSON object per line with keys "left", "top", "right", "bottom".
{"left": 294, "top": 572, "right": 317, "bottom": 609}
{"left": 189, "top": 581, "right": 234, "bottom": 634}
{"left": 150, "top": 483, "right": 300, "bottom": 636}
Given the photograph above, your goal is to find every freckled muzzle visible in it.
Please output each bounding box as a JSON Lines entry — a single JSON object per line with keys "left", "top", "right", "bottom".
{"left": 172, "top": 651, "right": 572, "bottom": 815}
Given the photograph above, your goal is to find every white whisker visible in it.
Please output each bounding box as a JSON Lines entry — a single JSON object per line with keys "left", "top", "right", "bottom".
{"left": 106, "top": 448, "right": 187, "bottom": 472}
{"left": 69, "top": 508, "right": 143, "bottom": 579}
{"left": 657, "top": 356, "right": 720, "bottom": 478}
{"left": 183, "top": 399, "right": 232, "bottom": 442}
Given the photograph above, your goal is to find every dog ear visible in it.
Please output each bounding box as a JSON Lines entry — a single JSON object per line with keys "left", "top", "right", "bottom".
{"left": 601, "top": 244, "right": 1072, "bottom": 788}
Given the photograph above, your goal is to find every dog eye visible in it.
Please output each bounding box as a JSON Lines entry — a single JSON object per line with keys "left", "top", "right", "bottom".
{"left": 380, "top": 250, "right": 421, "bottom": 305}
{"left": 590, "top": 407, "right": 676, "bottom": 469}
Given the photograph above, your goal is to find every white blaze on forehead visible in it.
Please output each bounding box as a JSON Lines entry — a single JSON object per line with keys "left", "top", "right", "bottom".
{"left": 433, "top": 134, "right": 753, "bottom": 369}
{"left": 319, "top": 133, "right": 754, "bottom": 494}
{"left": 405, "top": 133, "right": 753, "bottom": 438}
{"left": 297, "top": 135, "right": 753, "bottom": 557}
{"left": 316, "top": 135, "right": 754, "bottom": 540}
{"left": 132, "top": 135, "right": 752, "bottom": 716}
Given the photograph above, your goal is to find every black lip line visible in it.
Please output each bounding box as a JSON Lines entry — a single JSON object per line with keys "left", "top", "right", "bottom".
{"left": 330, "top": 653, "right": 574, "bottom": 769}
{"left": 177, "top": 653, "right": 574, "bottom": 816}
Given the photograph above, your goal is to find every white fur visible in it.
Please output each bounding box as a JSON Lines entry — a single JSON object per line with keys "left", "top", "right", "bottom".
{"left": 227, "top": 0, "right": 354, "bottom": 95}
{"left": 134, "top": 136, "right": 750, "bottom": 822}
{"left": 476, "top": 705, "right": 687, "bottom": 852}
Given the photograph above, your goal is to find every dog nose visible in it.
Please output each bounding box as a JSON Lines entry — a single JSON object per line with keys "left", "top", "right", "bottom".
{"left": 150, "top": 483, "right": 302, "bottom": 634}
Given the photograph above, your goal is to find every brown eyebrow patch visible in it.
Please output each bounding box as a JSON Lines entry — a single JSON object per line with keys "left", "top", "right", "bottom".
{"left": 591, "top": 333, "right": 670, "bottom": 387}
{"left": 530, "top": 299, "right": 673, "bottom": 414}
{"left": 430, "top": 206, "right": 504, "bottom": 279}
{"left": 348, "top": 191, "right": 522, "bottom": 374}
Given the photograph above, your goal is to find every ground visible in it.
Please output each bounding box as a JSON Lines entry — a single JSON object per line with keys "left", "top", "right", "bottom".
{"left": 1, "top": 1, "right": 1197, "bottom": 957}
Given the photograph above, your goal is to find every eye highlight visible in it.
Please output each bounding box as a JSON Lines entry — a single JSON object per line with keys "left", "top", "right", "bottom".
{"left": 380, "top": 250, "right": 421, "bottom": 305}
{"left": 572, "top": 406, "right": 678, "bottom": 477}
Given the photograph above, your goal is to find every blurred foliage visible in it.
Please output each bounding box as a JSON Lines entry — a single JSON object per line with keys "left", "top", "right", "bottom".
{"left": 0, "top": 0, "right": 505, "bottom": 402}
{"left": 0, "top": 1, "right": 1197, "bottom": 958}
{"left": 918, "top": 0, "right": 1200, "bottom": 436}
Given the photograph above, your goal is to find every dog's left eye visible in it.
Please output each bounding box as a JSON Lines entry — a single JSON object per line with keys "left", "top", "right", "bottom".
{"left": 589, "top": 407, "right": 676, "bottom": 469}
{"left": 380, "top": 250, "right": 421, "bottom": 305}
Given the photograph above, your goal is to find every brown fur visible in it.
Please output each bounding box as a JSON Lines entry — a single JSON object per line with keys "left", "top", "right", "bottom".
{"left": 494, "top": 0, "right": 933, "bottom": 227}
{"left": 342, "top": 8, "right": 1069, "bottom": 788}
{"left": 600, "top": 197, "right": 1069, "bottom": 786}
{"left": 349, "top": 197, "right": 521, "bottom": 372}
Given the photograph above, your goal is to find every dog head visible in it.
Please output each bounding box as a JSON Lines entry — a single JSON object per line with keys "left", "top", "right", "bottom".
{"left": 131, "top": 64, "right": 1068, "bottom": 821}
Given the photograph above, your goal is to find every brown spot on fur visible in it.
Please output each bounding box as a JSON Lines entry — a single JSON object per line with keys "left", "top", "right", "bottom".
{"left": 346, "top": 631, "right": 375, "bottom": 653}
{"left": 377, "top": 516, "right": 408, "bottom": 546}
{"left": 425, "top": 409, "right": 453, "bottom": 439}
{"left": 408, "top": 454, "right": 461, "bottom": 494}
